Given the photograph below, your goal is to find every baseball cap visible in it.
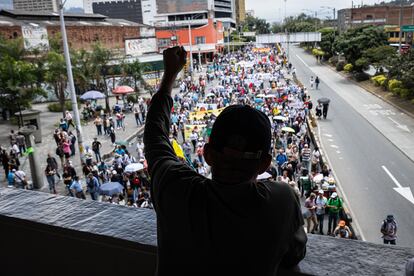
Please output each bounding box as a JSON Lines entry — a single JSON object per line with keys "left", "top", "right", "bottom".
{"left": 318, "top": 189, "right": 324, "bottom": 194}
{"left": 209, "top": 105, "right": 271, "bottom": 160}
{"left": 330, "top": 192, "right": 338, "bottom": 198}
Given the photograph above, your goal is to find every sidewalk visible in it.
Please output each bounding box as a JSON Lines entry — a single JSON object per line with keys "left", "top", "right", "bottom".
{"left": 0, "top": 94, "right": 148, "bottom": 192}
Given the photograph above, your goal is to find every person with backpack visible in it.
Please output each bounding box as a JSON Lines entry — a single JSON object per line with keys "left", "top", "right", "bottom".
{"left": 299, "top": 169, "right": 312, "bottom": 198}
{"left": 381, "top": 214, "right": 397, "bottom": 245}
{"left": 326, "top": 192, "right": 343, "bottom": 236}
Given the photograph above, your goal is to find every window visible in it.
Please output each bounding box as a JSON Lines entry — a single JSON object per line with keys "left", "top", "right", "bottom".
{"left": 365, "top": 15, "right": 373, "bottom": 20}
{"left": 158, "top": 38, "right": 170, "bottom": 48}
{"left": 195, "top": 36, "right": 206, "bottom": 44}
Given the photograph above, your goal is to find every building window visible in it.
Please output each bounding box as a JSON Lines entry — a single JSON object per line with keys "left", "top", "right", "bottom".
{"left": 195, "top": 36, "right": 206, "bottom": 44}
{"left": 366, "top": 15, "right": 373, "bottom": 20}
{"left": 158, "top": 38, "right": 171, "bottom": 48}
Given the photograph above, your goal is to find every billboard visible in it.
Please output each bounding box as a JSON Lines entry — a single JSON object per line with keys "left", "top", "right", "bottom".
{"left": 125, "top": 38, "right": 157, "bottom": 56}
{"left": 21, "top": 25, "right": 49, "bottom": 50}
{"left": 156, "top": 0, "right": 208, "bottom": 14}
{"left": 256, "top": 32, "right": 321, "bottom": 44}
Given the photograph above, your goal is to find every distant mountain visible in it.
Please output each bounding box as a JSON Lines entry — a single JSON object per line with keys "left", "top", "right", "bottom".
{"left": 64, "top": 7, "right": 85, "bottom": 14}
{"left": 0, "top": 0, "right": 12, "bottom": 10}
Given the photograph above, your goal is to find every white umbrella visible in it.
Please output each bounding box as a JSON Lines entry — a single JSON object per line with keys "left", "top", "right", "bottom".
{"left": 273, "top": 115, "right": 287, "bottom": 121}
{"left": 125, "top": 163, "right": 144, "bottom": 173}
{"left": 257, "top": 172, "right": 272, "bottom": 180}
{"left": 313, "top": 174, "right": 324, "bottom": 183}
{"left": 256, "top": 94, "right": 265, "bottom": 98}
{"left": 264, "top": 94, "right": 277, "bottom": 98}
{"left": 206, "top": 93, "right": 216, "bottom": 97}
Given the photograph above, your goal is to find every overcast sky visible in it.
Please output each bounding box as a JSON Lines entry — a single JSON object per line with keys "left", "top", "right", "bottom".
{"left": 65, "top": 0, "right": 385, "bottom": 22}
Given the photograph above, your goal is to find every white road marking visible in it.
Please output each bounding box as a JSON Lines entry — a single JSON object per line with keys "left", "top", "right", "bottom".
{"left": 323, "top": 133, "right": 333, "bottom": 137}
{"left": 330, "top": 145, "right": 339, "bottom": 148}
{"left": 318, "top": 125, "right": 366, "bottom": 241}
{"left": 387, "top": 117, "right": 411, "bottom": 132}
{"left": 381, "top": 165, "right": 402, "bottom": 188}
{"left": 295, "top": 54, "right": 310, "bottom": 68}
{"left": 336, "top": 151, "right": 341, "bottom": 154}
{"left": 328, "top": 138, "right": 334, "bottom": 142}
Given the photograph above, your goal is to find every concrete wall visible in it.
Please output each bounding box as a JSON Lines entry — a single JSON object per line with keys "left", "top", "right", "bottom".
{"left": 0, "top": 188, "right": 413, "bottom": 275}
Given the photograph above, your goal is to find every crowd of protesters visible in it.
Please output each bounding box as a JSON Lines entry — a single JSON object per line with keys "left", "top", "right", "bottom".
{"left": 0, "top": 44, "right": 356, "bottom": 238}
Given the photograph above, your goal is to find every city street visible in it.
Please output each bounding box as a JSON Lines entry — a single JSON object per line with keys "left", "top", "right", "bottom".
{"left": 289, "top": 44, "right": 414, "bottom": 246}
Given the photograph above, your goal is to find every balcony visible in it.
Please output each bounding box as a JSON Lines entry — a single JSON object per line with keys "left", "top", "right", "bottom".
{"left": 0, "top": 188, "right": 413, "bottom": 275}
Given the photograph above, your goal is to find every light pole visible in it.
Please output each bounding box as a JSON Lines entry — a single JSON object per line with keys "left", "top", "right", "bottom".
{"left": 188, "top": 17, "right": 194, "bottom": 77}
{"left": 58, "top": 0, "right": 85, "bottom": 163}
{"left": 398, "top": 1, "right": 403, "bottom": 54}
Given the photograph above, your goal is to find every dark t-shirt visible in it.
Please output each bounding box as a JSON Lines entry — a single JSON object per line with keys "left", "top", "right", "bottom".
{"left": 144, "top": 92, "right": 307, "bottom": 276}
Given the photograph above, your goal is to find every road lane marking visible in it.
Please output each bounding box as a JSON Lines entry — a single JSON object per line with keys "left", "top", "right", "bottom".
{"left": 387, "top": 117, "right": 411, "bottom": 132}
{"left": 330, "top": 145, "right": 339, "bottom": 148}
{"left": 328, "top": 138, "right": 334, "bottom": 142}
{"left": 382, "top": 165, "right": 414, "bottom": 205}
{"left": 317, "top": 125, "right": 366, "bottom": 241}
{"left": 336, "top": 151, "right": 341, "bottom": 154}
{"left": 323, "top": 134, "right": 333, "bottom": 137}
{"left": 295, "top": 54, "right": 310, "bottom": 68}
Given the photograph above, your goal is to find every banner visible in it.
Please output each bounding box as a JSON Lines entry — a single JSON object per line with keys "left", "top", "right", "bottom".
{"left": 125, "top": 38, "right": 157, "bottom": 56}
{"left": 189, "top": 107, "right": 224, "bottom": 121}
{"left": 184, "top": 124, "right": 207, "bottom": 141}
{"left": 21, "top": 25, "right": 49, "bottom": 50}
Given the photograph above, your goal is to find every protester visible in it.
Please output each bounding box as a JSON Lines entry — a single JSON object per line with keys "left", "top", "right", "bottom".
{"left": 334, "top": 220, "right": 352, "bottom": 239}
{"left": 326, "top": 192, "right": 343, "bottom": 235}
{"left": 304, "top": 193, "right": 318, "bottom": 234}
{"left": 86, "top": 173, "right": 100, "bottom": 201}
{"left": 315, "top": 189, "right": 327, "bottom": 235}
{"left": 70, "top": 176, "right": 86, "bottom": 199}
{"left": 45, "top": 164, "right": 57, "bottom": 194}
{"left": 381, "top": 214, "right": 397, "bottom": 245}
{"left": 92, "top": 137, "right": 102, "bottom": 162}
{"left": 144, "top": 46, "right": 306, "bottom": 275}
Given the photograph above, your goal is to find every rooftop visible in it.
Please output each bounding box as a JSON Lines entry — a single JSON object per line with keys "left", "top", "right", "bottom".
{"left": 1, "top": 187, "right": 413, "bottom": 275}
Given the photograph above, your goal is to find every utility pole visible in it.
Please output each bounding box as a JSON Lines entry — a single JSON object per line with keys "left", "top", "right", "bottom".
{"left": 58, "top": 0, "right": 85, "bottom": 163}
{"left": 398, "top": 1, "right": 403, "bottom": 54}
{"left": 188, "top": 17, "right": 194, "bottom": 78}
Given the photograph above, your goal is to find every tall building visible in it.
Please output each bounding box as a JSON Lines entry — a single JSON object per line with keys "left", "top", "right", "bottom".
{"left": 13, "top": 0, "right": 58, "bottom": 12}
{"left": 234, "top": 0, "right": 245, "bottom": 24}
{"left": 153, "top": 0, "right": 235, "bottom": 28}
{"left": 92, "top": 0, "right": 143, "bottom": 24}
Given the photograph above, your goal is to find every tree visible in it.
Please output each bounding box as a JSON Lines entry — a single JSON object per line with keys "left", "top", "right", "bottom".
{"left": 90, "top": 43, "right": 111, "bottom": 111}
{"left": 363, "top": 45, "right": 396, "bottom": 73}
{"left": 319, "top": 27, "right": 337, "bottom": 59}
{"left": 44, "top": 50, "right": 68, "bottom": 117}
{"left": 333, "top": 26, "right": 388, "bottom": 66}
{"left": 386, "top": 49, "right": 414, "bottom": 98}
{"left": 0, "top": 38, "right": 45, "bottom": 119}
{"left": 123, "top": 60, "right": 146, "bottom": 93}
{"left": 242, "top": 15, "right": 270, "bottom": 34}
{"left": 71, "top": 48, "right": 93, "bottom": 94}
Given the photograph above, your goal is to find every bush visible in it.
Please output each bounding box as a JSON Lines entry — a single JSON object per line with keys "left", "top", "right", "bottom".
{"left": 371, "top": 74, "right": 387, "bottom": 87}
{"left": 344, "top": 63, "right": 353, "bottom": 72}
{"left": 352, "top": 72, "right": 370, "bottom": 82}
{"left": 336, "top": 61, "right": 345, "bottom": 71}
{"left": 126, "top": 94, "right": 138, "bottom": 103}
{"left": 47, "top": 101, "right": 77, "bottom": 112}
{"left": 354, "top": 57, "right": 369, "bottom": 72}
{"left": 388, "top": 79, "right": 403, "bottom": 91}
{"left": 312, "top": 48, "right": 325, "bottom": 57}
{"left": 329, "top": 56, "right": 339, "bottom": 66}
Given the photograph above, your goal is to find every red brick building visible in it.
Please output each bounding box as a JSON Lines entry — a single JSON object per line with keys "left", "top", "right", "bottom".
{"left": 156, "top": 18, "right": 224, "bottom": 63}
{"left": 0, "top": 9, "right": 151, "bottom": 51}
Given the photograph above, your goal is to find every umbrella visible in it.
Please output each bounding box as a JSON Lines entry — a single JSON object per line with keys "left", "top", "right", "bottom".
{"left": 313, "top": 174, "right": 324, "bottom": 183}
{"left": 273, "top": 115, "right": 287, "bottom": 121}
{"left": 281, "top": 127, "right": 295, "bottom": 133}
{"left": 264, "top": 94, "right": 277, "bottom": 98}
{"left": 206, "top": 93, "right": 216, "bottom": 97}
{"left": 125, "top": 163, "right": 144, "bottom": 173}
{"left": 256, "top": 94, "right": 265, "bottom": 98}
{"left": 80, "top": 90, "right": 105, "bottom": 100}
{"left": 254, "top": 98, "right": 264, "bottom": 103}
{"left": 114, "top": 140, "right": 128, "bottom": 146}
{"left": 113, "top": 86, "right": 134, "bottom": 94}
{"left": 257, "top": 172, "right": 272, "bottom": 180}
{"left": 99, "top": 182, "right": 124, "bottom": 196}
{"left": 318, "top": 97, "right": 330, "bottom": 104}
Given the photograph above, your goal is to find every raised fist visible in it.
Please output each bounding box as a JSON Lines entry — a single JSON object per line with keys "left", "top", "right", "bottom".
{"left": 163, "top": 46, "right": 187, "bottom": 78}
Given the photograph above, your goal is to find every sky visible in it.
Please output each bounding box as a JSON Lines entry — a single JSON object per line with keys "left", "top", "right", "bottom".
{"left": 64, "top": 0, "right": 384, "bottom": 22}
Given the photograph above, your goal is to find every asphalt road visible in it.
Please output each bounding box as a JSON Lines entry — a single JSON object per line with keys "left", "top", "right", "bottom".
{"left": 288, "top": 45, "right": 414, "bottom": 246}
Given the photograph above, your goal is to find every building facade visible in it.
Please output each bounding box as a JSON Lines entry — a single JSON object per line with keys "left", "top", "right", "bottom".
{"left": 13, "top": 0, "right": 57, "bottom": 12}
{"left": 92, "top": 0, "right": 143, "bottom": 24}
{"left": 338, "top": 5, "right": 414, "bottom": 32}
{"left": 156, "top": 18, "right": 224, "bottom": 62}
{"left": 0, "top": 9, "right": 150, "bottom": 52}
{"left": 234, "top": 0, "right": 245, "bottom": 24}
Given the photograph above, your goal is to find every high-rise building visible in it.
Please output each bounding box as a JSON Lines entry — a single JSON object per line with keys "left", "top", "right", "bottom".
{"left": 13, "top": 0, "right": 58, "bottom": 12}
{"left": 92, "top": 0, "right": 143, "bottom": 24}
{"left": 234, "top": 0, "right": 245, "bottom": 24}
{"left": 154, "top": 0, "right": 235, "bottom": 28}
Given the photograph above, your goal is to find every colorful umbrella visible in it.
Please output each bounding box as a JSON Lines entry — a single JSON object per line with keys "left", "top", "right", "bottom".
{"left": 113, "top": 86, "right": 134, "bottom": 94}
{"left": 80, "top": 90, "right": 105, "bottom": 100}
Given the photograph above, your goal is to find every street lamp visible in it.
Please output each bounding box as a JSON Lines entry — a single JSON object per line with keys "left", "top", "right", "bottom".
{"left": 187, "top": 13, "right": 204, "bottom": 77}
{"left": 58, "top": 0, "right": 85, "bottom": 163}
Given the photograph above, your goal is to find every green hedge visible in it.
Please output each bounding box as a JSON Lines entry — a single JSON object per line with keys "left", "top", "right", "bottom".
{"left": 371, "top": 74, "right": 387, "bottom": 87}
{"left": 47, "top": 101, "right": 78, "bottom": 112}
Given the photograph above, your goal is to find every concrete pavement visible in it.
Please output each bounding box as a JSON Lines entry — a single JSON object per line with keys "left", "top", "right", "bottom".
{"left": 289, "top": 44, "right": 414, "bottom": 246}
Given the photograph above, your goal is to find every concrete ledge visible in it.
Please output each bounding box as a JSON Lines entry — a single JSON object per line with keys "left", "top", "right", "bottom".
{"left": 0, "top": 188, "right": 413, "bottom": 275}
